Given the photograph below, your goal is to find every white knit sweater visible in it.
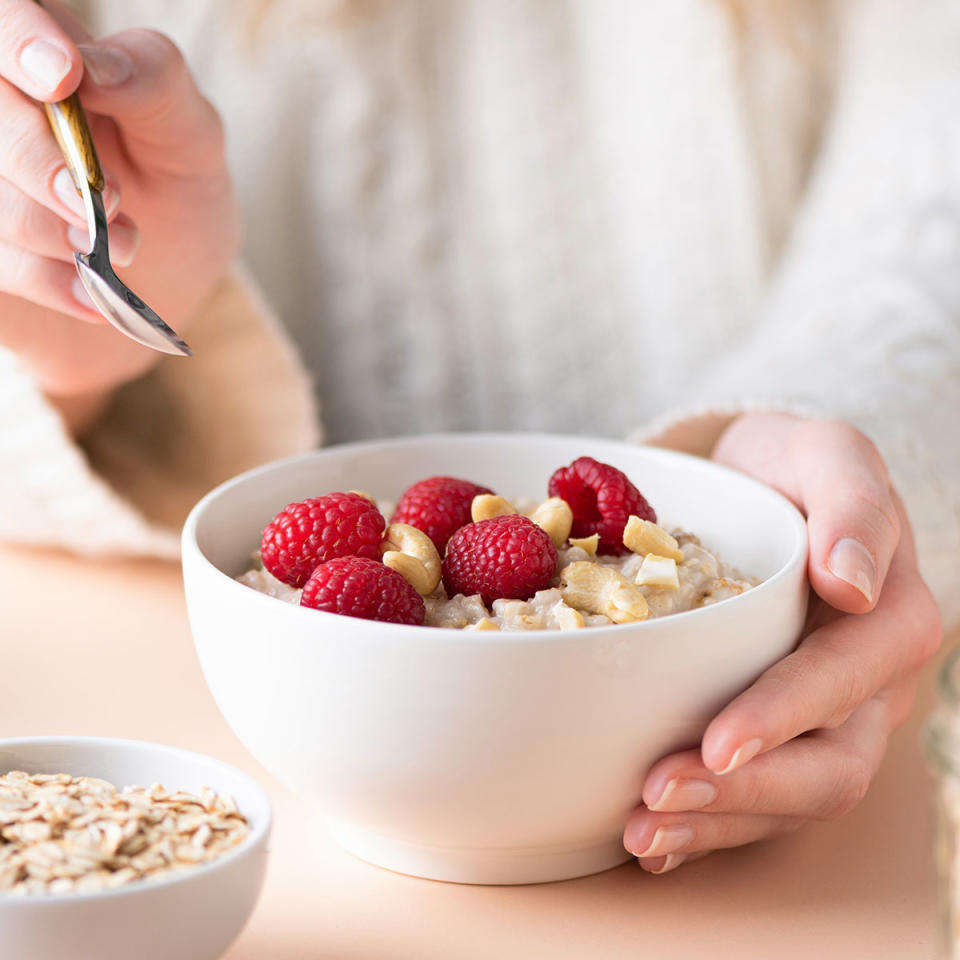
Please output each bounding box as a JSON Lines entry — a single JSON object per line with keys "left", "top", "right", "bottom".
{"left": 3, "top": 0, "right": 958, "bottom": 625}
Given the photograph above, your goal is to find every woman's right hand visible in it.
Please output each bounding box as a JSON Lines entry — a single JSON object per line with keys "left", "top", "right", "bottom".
{"left": 0, "top": 0, "right": 241, "bottom": 416}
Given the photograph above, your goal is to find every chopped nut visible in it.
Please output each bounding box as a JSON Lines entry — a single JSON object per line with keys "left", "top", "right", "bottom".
{"left": 552, "top": 603, "right": 585, "bottom": 630}
{"left": 470, "top": 494, "right": 516, "bottom": 523}
{"left": 635, "top": 554, "right": 680, "bottom": 590}
{"left": 559, "top": 562, "right": 650, "bottom": 623}
{"left": 467, "top": 618, "right": 501, "bottom": 632}
{"left": 622, "top": 516, "right": 684, "bottom": 563}
{"left": 568, "top": 534, "right": 600, "bottom": 556}
{"left": 527, "top": 497, "right": 574, "bottom": 548}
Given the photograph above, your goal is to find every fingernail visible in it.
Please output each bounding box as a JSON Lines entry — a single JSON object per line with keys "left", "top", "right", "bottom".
{"left": 639, "top": 854, "right": 687, "bottom": 875}
{"left": 827, "top": 537, "right": 875, "bottom": 603}
{"left": 55, "top": 168, "right": 120, "bottom": 219}
{"left": 20, "top": 39, "right": 72, "bottom": 94}
{"left": 72, "top": 276, "right": 97, "bottom": 312}
{"left": 103, "top": 184, "right": 121, "bottom": 216}
{"left": 631, "top": 824, "right": 694, "bottom": 859}
{"left": 78, "top": 43, "right": 133, "bottom": 86}
{"left": 109, "top": 222, "right": 141, "bottom": 267}
{"left": 651, "top": 778, "right": 718, "bottom": 812}
{"left": 53, "top": 167, "right": 85, "bottom": 217}
{"left": 66, "top": 224, "right": 92, "bottom": 253}
{"left": 713, "top": 737, "right": 764, "bottom": 776}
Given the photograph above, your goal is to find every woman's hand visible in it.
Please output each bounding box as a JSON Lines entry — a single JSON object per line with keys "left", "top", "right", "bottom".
{"left": 624, "top": 413, "right": 943, "bottom": 873}
{"left": 0, "top": 0, "right": 240, "bottom": 419}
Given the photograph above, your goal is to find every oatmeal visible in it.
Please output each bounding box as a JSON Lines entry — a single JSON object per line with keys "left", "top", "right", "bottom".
{"left": 239, "top": 458, "right": 760, "bottom": 630}
{"left": 239, "top": 525, "right": 756, "bottom": 631}
{"left": 0, "top": 772, "right": 249, "bottom": 896}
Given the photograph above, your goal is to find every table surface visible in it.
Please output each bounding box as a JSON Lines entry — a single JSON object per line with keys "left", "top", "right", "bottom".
{"left": 0, "top": 543, "right": 951, "bottom": 960}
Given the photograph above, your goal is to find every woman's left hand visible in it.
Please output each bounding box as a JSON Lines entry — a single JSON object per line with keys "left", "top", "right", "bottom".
{"left": 624, "top": 412, "right": 943, "bottom": 874}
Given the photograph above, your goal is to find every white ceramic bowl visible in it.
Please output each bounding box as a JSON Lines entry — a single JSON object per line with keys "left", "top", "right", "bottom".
{"left": 0, "top": 737, "right": 270, "bottom": 960}
{"left": 182, "top": 433, "right": 807, "bottom": 884}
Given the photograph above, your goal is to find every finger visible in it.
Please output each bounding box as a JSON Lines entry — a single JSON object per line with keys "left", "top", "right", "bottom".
{"left": 0, "top": 80, "right": 122, "bottom": 225}
{"left": 0, "top": 239, "right": 103, "bottom": 323}
{"left": 0, "top": 178, "right": 138, "bottom": 266}
{"left": 714, "top": 415, "right": 902, "bottom": 614}
{"left": 0, "top": 0, "right": 83, "bottom": 100}
{"left": 699, "top": 553, "right": 941, "bottom": 775}
{"left": 75, "top": 30, "right": 225, "bottom": 178}
{"left": 624, "top": 809, "right": 802, "bottom": 863}
{"left": 641, "top": 694, "right": 890, "bottom": 818}
{"left": 636, "top": 850, "right": 711, "bottom": 876}
{"left": 791, "top": 420, "right": 901, "bottom": 613}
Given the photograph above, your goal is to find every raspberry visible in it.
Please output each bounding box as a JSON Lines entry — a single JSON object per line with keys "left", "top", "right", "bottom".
{"left": 391, "top": 476, "right": 494, "bottom": 553}
{"left": 300, "top": 556, "right": 425, "bottom": 625}
{"left": 261, "top": 492, "right": 386, "bottom": 588}
{"left": 548, "top": 457, "right": 656, "bottom": 555}
{"left": 442, "top": 514, "right": 558, "bottom": 607}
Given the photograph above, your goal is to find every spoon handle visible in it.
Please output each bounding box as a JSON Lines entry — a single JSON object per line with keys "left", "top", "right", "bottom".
{"left": 43, "top": 94, "right": 105, "bottom": 195}
{"left": 31, "top": 0, "right": 105, "bottom": 195}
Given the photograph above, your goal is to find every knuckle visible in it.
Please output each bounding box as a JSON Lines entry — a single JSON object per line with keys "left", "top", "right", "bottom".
{"left": 1, "top": 245, "right": 40, "bottom": 295}
{"left": 127, "top": 28, "right": 187, "bottom": 76}
{"left": 821, "top": 665, "right": 866, "bottom": 730}
{"left": 7, "top": 114, "right": 55, "bottom": 184}
{"left": 847, "top": 479, "right": 898, "bottom": 526}
{"left": 5, "top": 193, "right": 34, "bottom": 245}
{"left": 0, "top": 6, "right": 42, "bottom": 54}
{"left": 909, "top": 584, "right": 944, "bottom": 668}
{"left": 816, "top": 755, "right": 872, "bottom": 820}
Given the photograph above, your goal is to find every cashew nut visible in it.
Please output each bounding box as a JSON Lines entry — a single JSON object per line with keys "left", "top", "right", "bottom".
{"left": 622, "top": 516, "right": 684, "bottom": 563}
{"left": 552, "top": 602, "right": 585, "bottom": 630}
{"left": 471, "top": 494, "right": 517, "bottom": 523}
{"left": 380, "top": 523, "right": 442, "bottom": 596}
{"left": 527, "top": 497, "right": 573, "bottom": 548}
{"left": 634, "top": 554, "right": 680, "bottom": 590}
{"left": 568, "top": 534, "right": 600, "bottom": 556}
{"left": 559, "top": 562, "right": 650, "bottom": 623}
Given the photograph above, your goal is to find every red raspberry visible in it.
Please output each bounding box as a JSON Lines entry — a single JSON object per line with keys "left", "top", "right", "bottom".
{"left": 261, "top": 492, "right": 386, "bottom": 588}
{"left": 548, "top": 457, "right": 656, "bottom": 555}
{"left": 391, "top": 476, "right": 494, "bottom": 553}
{"left": 442, "top": 514, "right": 558, "bottom": 607}
{"left": 300, "top": 556, "right": 425, "bottom": 625}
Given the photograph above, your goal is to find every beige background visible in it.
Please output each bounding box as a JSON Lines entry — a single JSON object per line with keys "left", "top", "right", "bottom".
{"left": 0, "top": 544, "right": 949, "bottom": 959}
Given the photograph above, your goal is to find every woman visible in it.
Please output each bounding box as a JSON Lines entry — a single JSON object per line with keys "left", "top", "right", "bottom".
{"left": 0, "top": 0, "right": 954, "bottom": 873}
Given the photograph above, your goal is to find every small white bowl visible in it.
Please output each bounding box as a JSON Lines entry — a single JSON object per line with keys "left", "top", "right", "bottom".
{"left": 182, "top": 433, "right": 807, "bottom": 884}
{"left": 0, "top": 737, "right": 271, "bottom": 960}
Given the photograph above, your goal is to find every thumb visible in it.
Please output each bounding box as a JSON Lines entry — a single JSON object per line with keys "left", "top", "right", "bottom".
{"left": 789, "top": 419, "right": 901, "bottom": 613}
{"left": 75, "top": 29, "right": 224, "bottom": 179}
{"left": 714, "top": 414, "right": 902, "bottom": 614}
{"left": 0, "top": 0, "right": 84, "bottom": 100}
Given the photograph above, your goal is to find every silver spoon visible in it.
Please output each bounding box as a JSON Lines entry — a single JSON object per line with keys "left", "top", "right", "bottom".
{"left": 42, "top": 90, "right": 192, "bottom": 357}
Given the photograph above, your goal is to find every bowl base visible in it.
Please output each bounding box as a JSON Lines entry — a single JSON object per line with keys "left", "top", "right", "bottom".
{"left": 327, "top": 819, "right": 632, "bottom": 885}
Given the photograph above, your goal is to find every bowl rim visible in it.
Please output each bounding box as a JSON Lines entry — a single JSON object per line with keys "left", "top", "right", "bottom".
{"left": 0, "top": 735, "right": 272, "bottom": 906}
{"left": 182, "top": 431, "right": 809, "bottom": 641}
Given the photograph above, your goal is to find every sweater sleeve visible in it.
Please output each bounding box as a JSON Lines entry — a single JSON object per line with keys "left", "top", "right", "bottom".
{"left": 0, "top": 266, "right": 320, "bottom": 558}
{"left": 635, "top": 0, "right": 960, "bottom": 629}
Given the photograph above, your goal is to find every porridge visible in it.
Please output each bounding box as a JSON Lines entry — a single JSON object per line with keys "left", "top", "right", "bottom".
{"left": 239, "top": 457, "right": 758, "bottom": 630}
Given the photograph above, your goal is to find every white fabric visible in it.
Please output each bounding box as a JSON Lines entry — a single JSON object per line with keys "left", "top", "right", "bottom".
{"left": 5, "top": 0, "right": 958, "bottom": 624}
